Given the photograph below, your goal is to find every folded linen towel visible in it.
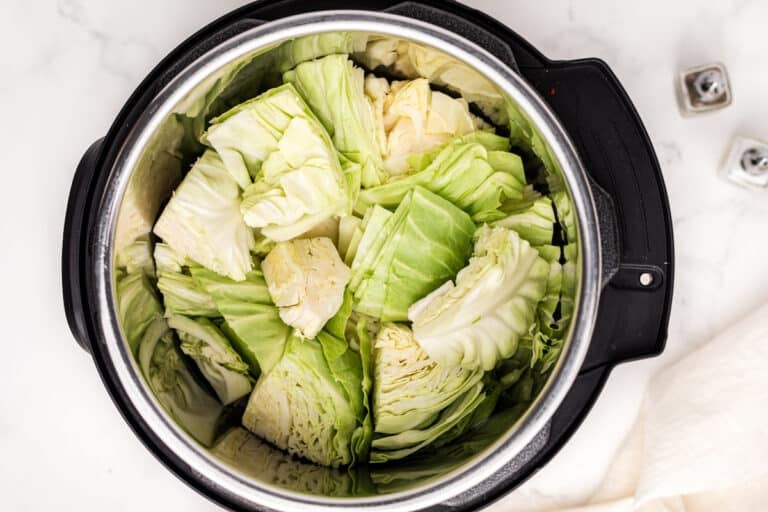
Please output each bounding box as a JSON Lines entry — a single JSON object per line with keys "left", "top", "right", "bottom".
{"left": 489, "top": 302, "right": 768, "bottom": 512}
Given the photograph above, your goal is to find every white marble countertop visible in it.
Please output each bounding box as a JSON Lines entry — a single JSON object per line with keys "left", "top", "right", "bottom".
{"left": 2, "top": 0, "right": 766, "bottom": 510}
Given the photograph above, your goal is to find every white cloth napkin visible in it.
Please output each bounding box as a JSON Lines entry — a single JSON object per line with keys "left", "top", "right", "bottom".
{"left": 490, "top": 302, "right": 768, "bottom": 512}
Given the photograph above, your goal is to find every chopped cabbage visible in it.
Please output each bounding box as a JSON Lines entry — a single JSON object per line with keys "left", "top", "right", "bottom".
{"left": 409, "top": 226, "right": 549, "bottom": 371}
{"left": 157, "top": 270, "right": 219, "bottom": 317}
{"left": 134, "top": 43, "right": 580, "bottom": 468}
{"left": 262, "top": 238, "right": 351, "bottom": 339}
{"left": 191, "top": 267, "right": 291, "bottom": 376}
{"left": 116, "top": 267, "right": 223, "bottom": 446}
{"left": 337, "top": 215, "right": 363, "bottom": 262}
{"left": 356, "top": 140, "right": 525, "bottom": 222}
{"left": 203, "top": 84, "right": 349, "bottom": 242}
{"left": 117, "top": 271, "right": 163, "bottom": 355}
{"left": 138, "top": 318, "right": 223, "bottom": 446}
{"left": 365, "top": 77, "right": 483, "bottom": 175}
{"left": 169, "top": 315, "right": 253, "bottom": 405}
{"left": 238, "top": 116, "right": 347, "bottom": 240}
{"left": 493, "top": 196, "right": 556, "bottom": 246}
{"left": 350, "top": 187, "right": 475, "bottom": 322}
{"left": 231, "top": 87, "right": 349, "bottom": 241}
{"left": 116, "top": 240, "right": 155, "bottom": 277}
{"left": 203, "top": 84, "right": 310, "bottom": 188}
{"left": 153, "top": 242, "right": 188, "bottom": 274}
{"left": 153, "top": 150, "right": 254, "bottom": 281}
{"left": 372, "top": 324, "right": 483, "bottom": 434}
{"left": 356, "top": 38, "right": 507, "bottom": 125}
{"left": 284, "top": 55, "right": 385, "bottom": 188}
{"left": 242, "top": 333, "right": 370, "bottom": 467}
{"left": 370, "top": 380, "right": 485, "bottom": 463}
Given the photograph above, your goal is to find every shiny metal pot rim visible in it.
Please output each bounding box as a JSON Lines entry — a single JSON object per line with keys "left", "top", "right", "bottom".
{"left": 92, "top": 11, "right": 601, "bottom": 512}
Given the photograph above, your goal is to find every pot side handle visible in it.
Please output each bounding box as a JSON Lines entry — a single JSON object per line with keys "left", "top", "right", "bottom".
{"left": 526, "top": 59, "right": 675, "bottom": 370}
{"left": 63, "top": 139, "right": 104, "bottom": 354}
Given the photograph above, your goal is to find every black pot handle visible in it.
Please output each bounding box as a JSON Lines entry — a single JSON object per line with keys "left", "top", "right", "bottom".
{"left": 63, "top": 138, "right": 104, "bottom": 353}
{"left": 520, "top": 59, "right": 674, "bottom": 370}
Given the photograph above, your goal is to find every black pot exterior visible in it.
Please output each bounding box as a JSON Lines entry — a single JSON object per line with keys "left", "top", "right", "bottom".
{"left": 62, "top": 1, "right": 673, "bottom": 510}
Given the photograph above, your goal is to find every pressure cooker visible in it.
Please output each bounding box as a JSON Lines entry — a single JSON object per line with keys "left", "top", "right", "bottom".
{"left": 62, "top": 1, "right": 674, "bottom": 510}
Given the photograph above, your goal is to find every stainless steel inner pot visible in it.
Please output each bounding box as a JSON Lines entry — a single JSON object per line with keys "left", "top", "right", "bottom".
{"left": 95, "top": 10, "right": 600, "bottom": 511}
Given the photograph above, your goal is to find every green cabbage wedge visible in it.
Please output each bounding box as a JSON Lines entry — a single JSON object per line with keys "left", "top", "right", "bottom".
{"left": 261, "top": 238, "right": 351, "bottom": 340}
{"left": 116, "top": 240, "right": 155, "bottom": 277}
{"left": 242, "top": 333, "right": 371, "bottom": 468}
{"left": 372, "top": 324, "right": 484, "bottom": 435}
{"left": 190, "top": 267, "right": 291, "bottom": 377}
{"left": 153, "top": 150, "right": 255, "bottom": 281}
{"left": 118, "top": 265, "right": 225, "bottom": 445}
{"left": 169, "top": 315, "right": 253, "bottom": 406}
{"left": 363, "top": 77, "right": 483, "bottom": 176}
{"left": 117, "top": 271, "right": 163, "bottom": 355}
{"left": 284, "top": 55, "right": 385, "bottom": 187}
{"left": 370, "top": 382, "right": 486, "bottom": 463}
{"left": 156, "top": 270, "right": 219, "bottom": 317}
{"left": 493, "top": 196, "right": 556, "bottom": 247}
{"left": 349, "top": 187, "right": 475, "bottom": 322}
{"left": 138, "top": 318, "right": 224, "bottom": 446}
{"left": 356, "top": 141, "right": 526, "bottom": 222}
{"left": 409, "top": 225, "right": 549, "bottom": 371}
{"left": 204, "top": 84, "right": 350, "bottom": 241}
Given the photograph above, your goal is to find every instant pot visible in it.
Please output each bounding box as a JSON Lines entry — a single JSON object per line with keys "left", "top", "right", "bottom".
{"left": 62, "top": 1, "right": 674, "bottom": 510}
